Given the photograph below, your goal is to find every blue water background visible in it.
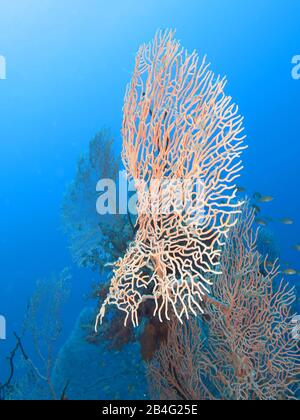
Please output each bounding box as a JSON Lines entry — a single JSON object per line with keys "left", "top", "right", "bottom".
{"left": 0, "top": 0, "right": 299, "bottom": 379}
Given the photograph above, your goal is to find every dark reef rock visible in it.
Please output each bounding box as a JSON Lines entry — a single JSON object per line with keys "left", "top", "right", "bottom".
{"left": 51, "top": 307, "right": 148, "bottom": 400}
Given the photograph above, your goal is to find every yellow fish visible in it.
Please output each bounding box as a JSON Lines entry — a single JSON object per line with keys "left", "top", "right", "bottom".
{"left": 258, "top": 196, "right": 274, "bottom": 203}
{"left": 279, "top": 218, "right": 294, "bottom": 225}
{"left": 255, "top": 218, "right": 267, "bottom": 226}
{"left": 283, "top": 268, "right": 297, "bottom": 276}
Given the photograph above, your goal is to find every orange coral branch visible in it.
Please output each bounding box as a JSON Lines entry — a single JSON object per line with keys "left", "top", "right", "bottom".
{"left": 96, "top": 30, "right": 246, "bottom": 328}
{"left": 148, "top": 205, "right": 299, "bottom": 400}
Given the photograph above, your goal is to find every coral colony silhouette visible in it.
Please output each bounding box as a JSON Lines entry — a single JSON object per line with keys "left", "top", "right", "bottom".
{"left": 96, "top": 30, "right": 246, "bottom": 328}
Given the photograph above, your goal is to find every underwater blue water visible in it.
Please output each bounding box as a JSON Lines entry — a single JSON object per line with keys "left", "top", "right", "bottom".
{"left": 0, "top": 0, "right": 299, "bottom": 398}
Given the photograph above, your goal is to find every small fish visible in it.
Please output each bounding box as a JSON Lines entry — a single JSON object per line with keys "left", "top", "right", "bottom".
{"left": 266, "top": 261, "right": 275, "bottom": 268}
{"left": 236, "top": 186, "right": 246, "bottom": 193}
{"left": 283, "top": 268, "right": 297, "bottom": 276}
{"left": 258, "top": 196, "right": 274, "bottom": 203}
{"left": 253, "top": 192, "right": 262, "bottom": 201}
{"left": 292, "top": 244, "right": 300, "bottom": 252}
{"left": 279, "top": 218, "right": 294, "bottom": 225}
{"left": 255, "top": 218, "right": 267, "bottom": 226}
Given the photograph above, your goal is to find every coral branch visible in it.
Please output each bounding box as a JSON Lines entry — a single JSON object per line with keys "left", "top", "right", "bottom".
{"left": 148, "top": 205, "right": 299, "bottom": 400}
{"left": 97, "top": 30, "right": 246, "bottom": 327}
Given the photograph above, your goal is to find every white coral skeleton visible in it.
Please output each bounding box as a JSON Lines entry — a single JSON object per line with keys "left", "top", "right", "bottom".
{"left": 96, "top": 30, "right": 246, "bottom": 329}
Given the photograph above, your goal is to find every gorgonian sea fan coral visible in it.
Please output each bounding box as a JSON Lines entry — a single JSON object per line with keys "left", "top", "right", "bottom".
{"left": 62, "top": 130, "right": 133, "bottom": 271}
{"left": 96, "top": 30, "right": 247, "bottom": 328}
{"left": 148, "top": 206, "right": 299, "bottom": 400}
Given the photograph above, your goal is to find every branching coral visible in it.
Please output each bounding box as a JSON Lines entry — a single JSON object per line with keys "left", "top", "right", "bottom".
{"left": 0, "top": 270, "right": 70, "bottom": 400}
{"left": 19, "top": 269, "right": 71, "bottom": 400}
{"left": 147, "top": 317, "right": 210, "bottom": 400}
{"left": 206, "top": 207, "right": 299, "bottom": 400}
{"left": 62, "top": 130, "right": 133, "bottom": 271}
{"left": 97, "top": 30, "right": 246, "bottom": 327}
{"left": 148, "top": 206, "right": 299, "bottom": 400}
